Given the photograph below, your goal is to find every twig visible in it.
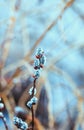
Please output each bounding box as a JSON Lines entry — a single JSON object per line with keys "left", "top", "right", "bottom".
{"left": 31, "top": 78, "right": 37, "bottom": 130}
{"left": 71, "top": 5, "right": 84, "bottom": 21}
{"left": 47, "top": 65, "right": 82, "bottom": 100}
{"left": 1, "top": 117, "right": 8, "bottom": 130}
{"left": 25, "top": 0, "right": 74, "bottom": 58}
{"left": 26, "top": 48, "right": 46, "bottom": 130}
{"left": 47, "top": 42, "right": 84, "bottom": 68}
{"left": 0, "top": 0, "right": 21, "bottom": 69}
{"left": 15, "top": 0, "right": 21, "bottom": 11}
{"left": 31, "top": 106, "right": 34, "bottom": 130}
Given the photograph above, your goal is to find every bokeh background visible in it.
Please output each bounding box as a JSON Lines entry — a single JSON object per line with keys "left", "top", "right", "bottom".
{"left": 0, "top": 0, "right": 84, "bottom": 130}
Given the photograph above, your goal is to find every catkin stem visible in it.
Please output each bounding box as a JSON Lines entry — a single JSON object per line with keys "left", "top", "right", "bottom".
{"left": 31, "top": 78, "right": 37, "bottom": 130}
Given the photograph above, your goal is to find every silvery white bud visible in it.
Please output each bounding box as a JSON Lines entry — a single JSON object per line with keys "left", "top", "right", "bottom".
{"left": 29, "top": 87, "right": 37, "bottom": 95}
{"left": 0, "top": 103, "right": 4, "bottom": 110}
{"left": 40, "top": 55, "right": 46, "bottom": 65}
{"left": 26, "top": 101, "right": 33, "bottom": 109}
{"left": 31, "top": 96, "right": 38, "bottom": 105}
{"left": 0, "top": 112, "right": 4, "bottom": 118}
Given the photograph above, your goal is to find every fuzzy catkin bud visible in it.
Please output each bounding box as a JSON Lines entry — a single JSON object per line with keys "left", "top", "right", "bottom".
{"left": 34, "top": 70, "right": 40, "bottom": 79}
{"left": 13, "top": 116, "right": 28, "bottom": 130}
{"left": 0, "top": 112, "right": 4, "bottom": 118}
{"left": 0, "top": 103, "right": 4, "bottom": 110}
{"left": 34, "top": 59, "right": 40, "bottom": 69}
{"left": 21, "top": 122, "right": 28, "bottom": 130}
{"left": 36, "top": 48, "right": 44, "bottom": 59}
{"left": 39, "top": 55, "right": 46, "bottom": 65}
{"left": 27, "top": 96, "right": 38, "bottom": 109}
{"left": 29, "top": 87, "right": 37, "bottom": 95}
{"left": 27, "top": 100, "right": 33, "bottom": 109}
{"left": 31, "top": 96, "right": 38, "bottom": 105}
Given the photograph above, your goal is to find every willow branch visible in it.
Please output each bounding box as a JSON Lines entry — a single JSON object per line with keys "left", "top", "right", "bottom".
{"left": 25, "top": 0, "right": 74, "bottom": 58}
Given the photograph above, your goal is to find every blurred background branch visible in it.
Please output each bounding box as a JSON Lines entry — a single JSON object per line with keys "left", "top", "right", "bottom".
{"left": 0, "top": 0, "right": 84, "bottom": 129}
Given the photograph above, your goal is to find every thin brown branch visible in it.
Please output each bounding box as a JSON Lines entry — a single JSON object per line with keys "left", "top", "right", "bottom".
{"left": 15, "top": 0, "right": 21, "bottom": 11}
{"left": 31, "top": 106, "right": 34, "bottom": 130}
{"left": 47, "top": 65, "right": 82, "bottom": 99}
{"left": 25, "top": 0, "right": 74, "bottom": 58}
{"left": 72, "top": 5, "right": 84, "bottom": 21}
{"left": 31, "top": 78, "right": 37, "bottom": 130}
{"left": 0, "top": 0, "right": 22, "bottom": 69}
{"left": 47, "top": 42, "right": 84, "bottom": 68}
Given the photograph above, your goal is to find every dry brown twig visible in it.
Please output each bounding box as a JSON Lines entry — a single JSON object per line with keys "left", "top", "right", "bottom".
{"left": 1, "top": 0, "right": 75, "bottom": 93}
{"left": 47, "top": 65, "right": 82, "bottom": 99}
{"left": 25, "top": 0, "right": 75, "bottom": 58}
{"left": 47, "top": 42, "right": 84, "bottom": 68}
{"left": 0, "top": 0, "right": 21, "bottom": 69}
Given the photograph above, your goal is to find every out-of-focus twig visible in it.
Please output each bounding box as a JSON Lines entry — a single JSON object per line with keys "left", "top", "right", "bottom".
{"left": 71, "top": 5, "right": 84, "bottom": 21}
{"left": 0, "top": 94, "right": 14, "bottom": 129}
{"left": 47, "top": 42, "right": 84, "bottom": 67}
{"left": 15, "top": 0, "right": 21, "bottom": 11}
{"left": 25, "top": 0, "right": 74, "bottom": 58}
{"left": 0, "top": 0, "right": 21, "bottom": 69}
{"left": 48, "top": 65, "right": 82, "bottom": 99}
